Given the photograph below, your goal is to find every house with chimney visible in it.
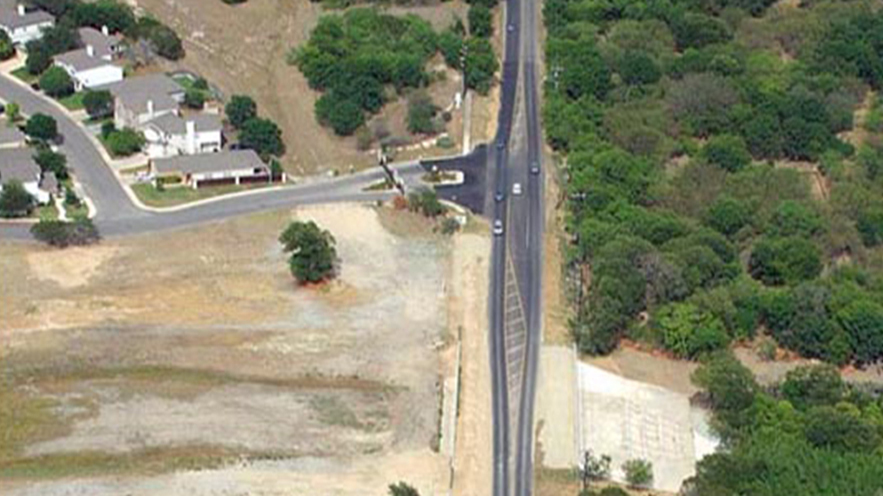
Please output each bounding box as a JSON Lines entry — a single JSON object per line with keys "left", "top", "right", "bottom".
{"left": 0, "top": 0, "right": 54, "bottom": 46}
{"left": 99, "top": 74, "right": 185, "bottom": 129}
{"left": 53, "top": 27, "right": 124, "bottom": 90}
{"left": 142, "top": 112, "right": 223, "bottom": 158}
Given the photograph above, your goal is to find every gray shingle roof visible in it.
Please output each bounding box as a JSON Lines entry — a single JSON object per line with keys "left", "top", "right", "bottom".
{"left": 0, "top": 124, "right": 25, "bottom": 146}
{"left": 153, "top": 149, "right": 266, "bottom": 176}
{"left": 99, "top": 74, "right": 184, "bottom": 115}
{"left": 0, "top": 147, "right": 39, "bottom": 184}
{"left": 78, "top": 27, "right": 121, "bottom": 59}
{"left": 55, "top": 48, "right": 119, "bottom": 72}
{"left": 39, "top": 170, "right": 58, "bottom": 192}
{"left": 145, "top": 112, "right": 223, "bottom": 136}
{"left": 0, "top": 0, "right": 53, "bottom": 30}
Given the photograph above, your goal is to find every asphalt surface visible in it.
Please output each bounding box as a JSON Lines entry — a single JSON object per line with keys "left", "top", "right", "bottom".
{"left": 0, "top": 72, "right": 426, "bottom": 240}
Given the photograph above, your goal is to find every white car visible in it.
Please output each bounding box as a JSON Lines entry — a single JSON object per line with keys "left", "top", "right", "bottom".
{"left": 512, "top": 182, "right": 523, "bottom": 195}
{"left": 493, "top": 219, "right": 504, "bottom": 236}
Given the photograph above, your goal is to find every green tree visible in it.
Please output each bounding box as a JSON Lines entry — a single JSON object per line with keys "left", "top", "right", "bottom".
{"left": 239, "top": 117, "right": 285, "bottom": 156}
{"left": 856, "top": 207, "right": 883, "bottom": 247}
{"left": 82, "top": 90, "right": 113, "bottom": 118}
{"left": 408, "top": 189, "right": 446, "bottom": 217}
{"left": 0, "top": 29, "right": 14, "bottom": 61}
{"left": 278, "top": 220, "right": 337, "bottom": 284}
{"left": 468, "top": 5, "right": 492, "bottom": 37}
{"left": 748, "top": 237, "right": 822, "bottom": 286}
{"left": 804, "top": 405, "right": 881, "bottom": 453}
{"left": 780, "top": 364, "right": 845, "bottom": 411}
{"left": 836, "top": 299, "right": 883, "bottom": 365}
{"left": 655, "top": 303, "right": 730, "bottom": 359}
{"left": 72, "top": 0, "right": 135, "bottom": 33}
{"left": 39, "top": 66, "right": 74, "bottom": 98}
{"left": 105, "top": 128, "right": 145, "bottom": 156}
{"left": 24, "top": 114, "right": 58, "bottom": 141}
{"left": 702, "top": 134, "right": 751, "bottom": 172}
{"left": 225, "top": 95, "right": 257, "bottom": 128}
{"left": 548, "top": 37, "right": 611, "bottom": 100}
{"left": 672, "top": 13, "right": 732, "bottom": 50}
{"left": 621, "top": 459, "right": 653, "bottom": 488}
{"left": 705, "top": 196, "right": 752, "bottom": 237}
{"left": 692, "top": 352, "right": 759, "bottom": 436}
{"left": 438, "top": 28, "right": 464, "bottom": 68}
{"left": 407, "top": 92, "right": 438, "bottom": 134}
{"left": 388, "top": 482, "right": 419, "bottom": 496}
{"left": 183, "top": 88, "right": 206, "bottom": 109}
{"left": 464, "top": 37, "right": 499, "bottom": 94}
{"left": 30, "top": 217, "right": 100, "bottom": 247}
{"left": 619, "top": 51, "right": 661, "bottom": 86}
{"left": 315, "top": 93, "right": 364, "bottom": 136}
{"left": 0, "top": 180, "right": 35, "bottom": 218}
{"left": 34, "top": 147, "right": 68, "bottom": 180}
{"left": 768, "top": 200, "right": 823, "bottom": 238}
{"left": 25, "top": 43, "right": 52, "bottom": 75}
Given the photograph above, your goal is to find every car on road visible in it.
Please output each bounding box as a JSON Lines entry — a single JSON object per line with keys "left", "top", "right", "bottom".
{"left": 530, "top": 162, "right": 540, "bottom": 175}
{"left": 507, "top": 24, "right": 515, "bottom": 32}
{"left": 496, "top": 139, "right": 505, "bottom": 149}
{"left": 495, "top": 190, "right": 505, "bottom": 202}
{"left": 512, "top": 182, "right": 522, "bottom": 195}
{"left": 493, "top": 219, "right": 504, "bottom": 236}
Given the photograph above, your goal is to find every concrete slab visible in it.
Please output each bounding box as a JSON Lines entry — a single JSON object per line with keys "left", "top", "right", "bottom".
{"left": 578, "top": 363, "right": 718, "bottom": 493}
{"left": 535, "top": 345, "right": 578, "bottom": 469}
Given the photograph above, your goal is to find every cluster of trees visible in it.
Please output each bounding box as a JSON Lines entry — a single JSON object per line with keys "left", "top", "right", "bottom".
{"left": 0, "top": 181, "right": 35, "bottom": 218}
{"left": 25, "top": 0, "right": 183, "bottom": 75}
{"left": 293, "top": 7, "right": 498, "bottom": 137}
{"left": 30, "top": 217, "right": 100, "bottom": 247}
{"left": 546, "top": 0, "right": 883, "bottom": 367}
{"left": 224, "top": 95, "right": 285, "bottom": 158}
{"left": 686, "top": 354, "right": 883, "bottom": 495}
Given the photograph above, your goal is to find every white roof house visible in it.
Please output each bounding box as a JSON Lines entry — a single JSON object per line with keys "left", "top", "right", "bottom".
{"left": 143, "top": 112, "right": 223, "bottom": 158}
{"left": 151, "top": 149, "right": 269, "bottom": 189}
{"left": 0, "top": 0, "right": 54, "bottom": 46}
{"left": 0, "top": 147, "right": 49, "bottom": 203}
{"left": 100, "top": 74, "right": 185, "bottom": 130}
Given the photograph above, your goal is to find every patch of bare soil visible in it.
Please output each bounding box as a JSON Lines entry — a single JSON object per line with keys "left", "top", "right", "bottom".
{"left": 0, "top": 204, "right": 456, "bottom": 491}
{"left": 542, "top": 158, "right": 572, "bottom": 346}
{"left": 734, "top": 344, "right": 883, "bottom": 386}
{"left": 585, "top": 346, "right": 700, "bottom": 397}
{"left": 133, "top": 0, "right": 469, "bottom": 175}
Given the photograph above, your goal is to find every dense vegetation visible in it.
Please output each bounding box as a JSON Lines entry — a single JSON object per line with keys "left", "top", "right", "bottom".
{"left": 292, "top": 7, "right": 498, "bottom": 137}
{"left": 547, "top": 0, "right": 883, "bottom": 367}
{"left": 687, "top": 354, "right": 883, "bottom": 494}
{"left": 278, "top": 221, "right": 338, "bottom": 284}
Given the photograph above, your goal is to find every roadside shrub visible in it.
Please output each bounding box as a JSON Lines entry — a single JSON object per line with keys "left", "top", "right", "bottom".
{"left": 654, "top": 302, "right": 730, "bottom": 359}
{"left": 408, "top": 189, "right": 446, "bottom": 217}
{"left": 407, "top": 92, "right": 439, "bottom": 134}
{"left": 30, "top": 217, "right": 100, "bottom": 247}
{"left": 100, "top": 121, "right": 116, "bottom": 139}
{"left": 622, "top": 459, "right": 653, "bottom": 488}
{"left": 468, "top": 4, "right": 492, "bottom": 37}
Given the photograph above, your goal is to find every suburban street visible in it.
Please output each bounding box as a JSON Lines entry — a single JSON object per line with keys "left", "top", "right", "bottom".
{"left": 0, "top": 73, "right": 426, "bottom": 239}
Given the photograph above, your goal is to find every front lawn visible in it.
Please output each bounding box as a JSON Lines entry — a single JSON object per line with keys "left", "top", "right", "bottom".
{"left": 34, "top": 204, "right": 59, "bottom": 221}
{"left": 57, "top": 92, "right": 85, "bottom": 111}
{"left": 131, "top": 182, "right": 271, "bottom": 207}
{"left": 10, "top": 67, "right": 37, "bottom": 85}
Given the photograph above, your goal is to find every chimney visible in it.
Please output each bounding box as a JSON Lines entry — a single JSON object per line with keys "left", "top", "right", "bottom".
{"left": 16, "top": 4, "right": 25, "bottom": 16}
{"left": 146, "top": 99, "right": 154, "bottom": 119}
{"left": 85, "top": 44, "right": 94, "bottom": 57}
{"left": 101, "top": 25, "right": 109, "bottom": 36}
{"left": 185, "top": 120, "right": 196, "bottom": 155}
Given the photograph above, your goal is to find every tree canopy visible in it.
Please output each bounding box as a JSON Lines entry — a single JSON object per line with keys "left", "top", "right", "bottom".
{"left": 278, "top": 220, "right": 337, "bottom": 284}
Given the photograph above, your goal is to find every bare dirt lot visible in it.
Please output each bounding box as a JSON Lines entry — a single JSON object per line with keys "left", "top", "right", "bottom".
{"left": 132, "top": 0, "right": 476, "bottom": 175}
{"left": 0, "top": 205, "right": 490, "bottom": 495}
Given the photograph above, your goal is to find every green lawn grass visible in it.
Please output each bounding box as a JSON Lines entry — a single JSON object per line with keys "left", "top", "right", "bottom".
{"left": 57, "top": 92, "right": 85, "bottom": 111}
{"left": 131, "top": 182, "right": 271, "bottom": 207}
{"left": 10, "top": 67, "right": 36, "bottom": 85}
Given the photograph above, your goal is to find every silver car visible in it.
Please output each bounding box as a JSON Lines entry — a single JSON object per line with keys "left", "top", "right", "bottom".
{"left": 493, "top": 219, "right": 504, "bottom": 236}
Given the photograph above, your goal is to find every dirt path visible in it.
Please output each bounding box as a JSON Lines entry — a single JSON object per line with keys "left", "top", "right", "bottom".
{"left": 449, "top": 233, "right": 493, "bottom": 496}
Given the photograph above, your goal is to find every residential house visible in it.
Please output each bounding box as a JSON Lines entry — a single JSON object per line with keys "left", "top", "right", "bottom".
{"left": 0, "top": 147, "right": 49, "bottom": 203}
{"left": 0, "top": 0, "right": 54, "bottom": 46}
{"left": 151, "top": 149, "right": 269, "bottom": 189}
{"left": 100, "top": 74, "right": 184, "bottom": 129}
{"left": 53, "top": 27, "right": 125, "bottom": 90}
{"left": 0, "top": 123, "right": 26, "bottom": 149}
{"left": 143, "top": 112, "right": 223, "bottom": 158}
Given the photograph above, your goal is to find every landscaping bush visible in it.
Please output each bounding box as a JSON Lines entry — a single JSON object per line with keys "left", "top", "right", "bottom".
{"left": 24, "top": 114, "right": 58, "bottom": 141}
{"left": 183, "top": 88, "right": 206, "bottom": 109}
{"left": 34, "top": 147, "right": 68, "bottom": 180}
{"left": 0, "top": 29, "right": 14, "bottom": 61}
{"left": 39, "top": 66, "right": 74, "bottom": 98}
{"left": 407, "top": 92, "right": 439, "bottom": 134}
{"left": 239, "top": 118, "right": 284, "bottom": 157}
{"left": 30, "top": 217, "right": 100, "bottom": 247}
{"left": 105, "top": 128, "right": 145, "bottom": 156}
{"left": 82, "top": 90, "right": 113, "bottom": 118}
{"left": 225, "top": 94, "right": 257, "bottom": 128}
{"left": 0, "top": 180, "right": 35, "bottom": 218}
